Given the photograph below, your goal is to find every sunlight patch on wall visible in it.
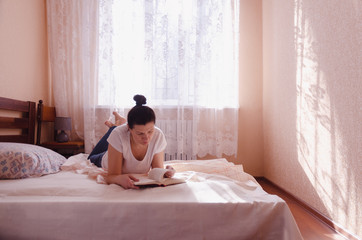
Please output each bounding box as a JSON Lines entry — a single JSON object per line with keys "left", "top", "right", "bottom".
{"left": 293, "top": 1, "right": 350, "bottom": 226}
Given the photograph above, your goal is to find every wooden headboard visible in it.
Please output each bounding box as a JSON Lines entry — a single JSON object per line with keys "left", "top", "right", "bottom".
{"left": 0, "top": 97, "right": 36, "bottom": 144}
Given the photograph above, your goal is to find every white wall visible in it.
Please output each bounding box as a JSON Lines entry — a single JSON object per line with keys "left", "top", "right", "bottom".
{"left": 236, "top": 0, "right": 263, "bottom": 176}
{"left": 263, "top": 0, "right": 361, "bottom": 237}
{"left": 0, "top": 0, "right": 50, "bottom": 104}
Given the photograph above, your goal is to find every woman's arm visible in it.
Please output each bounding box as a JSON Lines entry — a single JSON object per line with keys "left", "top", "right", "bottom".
{"left": 106, "top": 144, "right": 139, "bottom": 189}
{"left": 151, "top": 151, "right": 175, "bottom": 178}
{"left": 151, "top": 151, "right": 165, "bottom": 169}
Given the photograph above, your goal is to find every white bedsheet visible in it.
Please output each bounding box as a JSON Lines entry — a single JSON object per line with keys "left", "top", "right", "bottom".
{"left": 0, "top": 154, "right": 302, "bottom": 240}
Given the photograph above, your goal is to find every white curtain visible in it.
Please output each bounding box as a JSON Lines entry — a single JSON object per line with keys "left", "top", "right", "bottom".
{"left": 47, "top": 0, "right": 100, "bottom": 147}
{"left": 47, "top": 0, "right": 239, "bottom": 159}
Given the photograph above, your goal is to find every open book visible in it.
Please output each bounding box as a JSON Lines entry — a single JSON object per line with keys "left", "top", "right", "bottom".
{"left": 134, "top": 168, "right": 186, "bottom": 187}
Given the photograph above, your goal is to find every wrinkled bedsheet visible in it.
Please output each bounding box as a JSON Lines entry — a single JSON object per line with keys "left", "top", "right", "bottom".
{"left": 0, "top": 154, "right": 302, "bottom": 240}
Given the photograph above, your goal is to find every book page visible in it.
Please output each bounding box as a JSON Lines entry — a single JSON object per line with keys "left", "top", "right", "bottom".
{"left": 134, "top": 168, "right": 185, "bottom": 186}
{"left": 148, "top": 168, "right": 170, "bottom": 182}
{"left": 133, "top": 168, "right": 168, "bottom": 186}
{"left": 133, "top": 176, "right": 157, "bottom": 185}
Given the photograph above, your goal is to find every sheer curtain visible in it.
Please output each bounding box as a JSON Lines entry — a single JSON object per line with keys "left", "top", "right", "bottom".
{"left": 47, "top": 0, "right": 239, "bottom": 159}
{"left": 47, "top": 0, "right": 100, "bottom": 151}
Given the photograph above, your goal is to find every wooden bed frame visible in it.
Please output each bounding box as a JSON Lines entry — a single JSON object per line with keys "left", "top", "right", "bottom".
{"left": 0, "top": 97, "right": 36, "bottom": 144}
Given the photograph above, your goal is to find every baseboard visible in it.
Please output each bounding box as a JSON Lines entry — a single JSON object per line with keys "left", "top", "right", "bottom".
{"left": 255, "top": 177, "right": 359, "bottom": 240}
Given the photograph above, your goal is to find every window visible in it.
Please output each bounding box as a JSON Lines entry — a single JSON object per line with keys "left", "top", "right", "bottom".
{"left": 97, "top": 0, "right": 239, "bottom": 109}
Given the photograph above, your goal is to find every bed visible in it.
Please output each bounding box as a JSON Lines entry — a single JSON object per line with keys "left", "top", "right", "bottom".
{"left": 0, "top": 97, "right": 302, "bottom": 240}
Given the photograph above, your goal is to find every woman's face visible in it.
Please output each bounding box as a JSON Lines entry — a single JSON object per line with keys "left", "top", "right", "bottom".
{"left": 129, "top": 122, "right": 155, "bottom": 146}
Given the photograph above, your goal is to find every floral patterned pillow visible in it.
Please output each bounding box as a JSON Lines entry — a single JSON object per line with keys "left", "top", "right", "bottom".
{"left": 0, "top": 143, "right": 67, "bottom": 179}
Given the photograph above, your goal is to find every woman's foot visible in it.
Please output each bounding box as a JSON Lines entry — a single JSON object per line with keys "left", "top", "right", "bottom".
{"left": 105, "top": 112, "right": 127, "bottom": 127}
{"left": 113, "top": 111, "right": 127, "bottom": 125}
{"left": 104, "top": 120, "right": 114, "bottom": 128}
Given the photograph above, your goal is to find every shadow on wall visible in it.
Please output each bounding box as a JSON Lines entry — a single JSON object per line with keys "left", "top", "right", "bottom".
{"left": 294, "top": 0, "right": 360, "bottom": 237}
{"left": 263, "top": 0, "right": 332, "bottom": 229}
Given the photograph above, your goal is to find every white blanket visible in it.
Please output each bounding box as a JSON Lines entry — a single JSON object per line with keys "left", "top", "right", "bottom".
{"left": 0, "top": 154, "right": 302, "bottom": 240}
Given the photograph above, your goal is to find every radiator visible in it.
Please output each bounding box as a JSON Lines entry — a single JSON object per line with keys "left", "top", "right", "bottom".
{"left": 157, "top": 120, "right": 196, "bottom": 161}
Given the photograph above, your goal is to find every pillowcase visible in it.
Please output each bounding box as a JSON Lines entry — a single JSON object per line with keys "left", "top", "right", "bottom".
{"left": 0, "top": 142, "right": 67, "bottom": 179}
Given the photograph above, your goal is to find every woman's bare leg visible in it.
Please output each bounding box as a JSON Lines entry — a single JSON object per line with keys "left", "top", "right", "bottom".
{"left": 105, "top": 111, "right": 126, "bottom": 128}
{"left": 113, "top": 111, "right": 127, "bottom": 125}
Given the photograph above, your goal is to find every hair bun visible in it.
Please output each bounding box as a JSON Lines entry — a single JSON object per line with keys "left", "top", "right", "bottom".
{"left": 133, "top": 95, "right": 147, "bottom": 106}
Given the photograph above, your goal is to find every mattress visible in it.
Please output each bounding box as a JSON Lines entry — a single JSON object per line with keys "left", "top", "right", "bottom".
{"left": 0, "top": 155, "right": 302, "bottom": 240}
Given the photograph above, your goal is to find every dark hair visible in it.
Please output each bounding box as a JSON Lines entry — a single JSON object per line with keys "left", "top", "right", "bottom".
{"left": 127, "top": 95, "right": 156, "bottom": 129}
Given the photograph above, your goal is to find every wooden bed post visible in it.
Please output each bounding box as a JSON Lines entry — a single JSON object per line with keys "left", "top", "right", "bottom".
{"left": 36, "top": 100, "right": 57, "bottom": 145}
{"left": 27, "top": 101, "right": 36, "bottom": 144}
{"left": 36, "top": 100, "right": 43, "bottom": 145}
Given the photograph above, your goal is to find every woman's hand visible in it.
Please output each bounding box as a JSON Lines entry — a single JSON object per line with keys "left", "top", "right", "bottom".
{"left": 151, "top": 152, "right": 175, "bottom": 178}
{"left": 107, "top": 174, "right": 139, "bottom": 189}
{"left": 164, "top": 165, "right": 175, "bottom": 178}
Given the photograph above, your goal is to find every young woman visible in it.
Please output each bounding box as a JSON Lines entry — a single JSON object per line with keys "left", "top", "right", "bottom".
{"left": 88, "top": 95, "right": 174, "bottom": 189}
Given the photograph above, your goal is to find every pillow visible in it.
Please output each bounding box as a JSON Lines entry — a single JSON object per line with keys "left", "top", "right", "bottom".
{"left": 0, "top": 142, "right": 67, "bottom": 179}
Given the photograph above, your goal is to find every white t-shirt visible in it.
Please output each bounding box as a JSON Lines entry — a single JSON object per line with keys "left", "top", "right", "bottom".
{"left": 101, "top": 124, "right": 167, "bottom": 174}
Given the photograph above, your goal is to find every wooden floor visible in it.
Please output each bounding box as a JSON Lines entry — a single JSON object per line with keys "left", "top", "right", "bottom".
{"left": 257, "top": 178, "right": 349, "bottom": 240}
